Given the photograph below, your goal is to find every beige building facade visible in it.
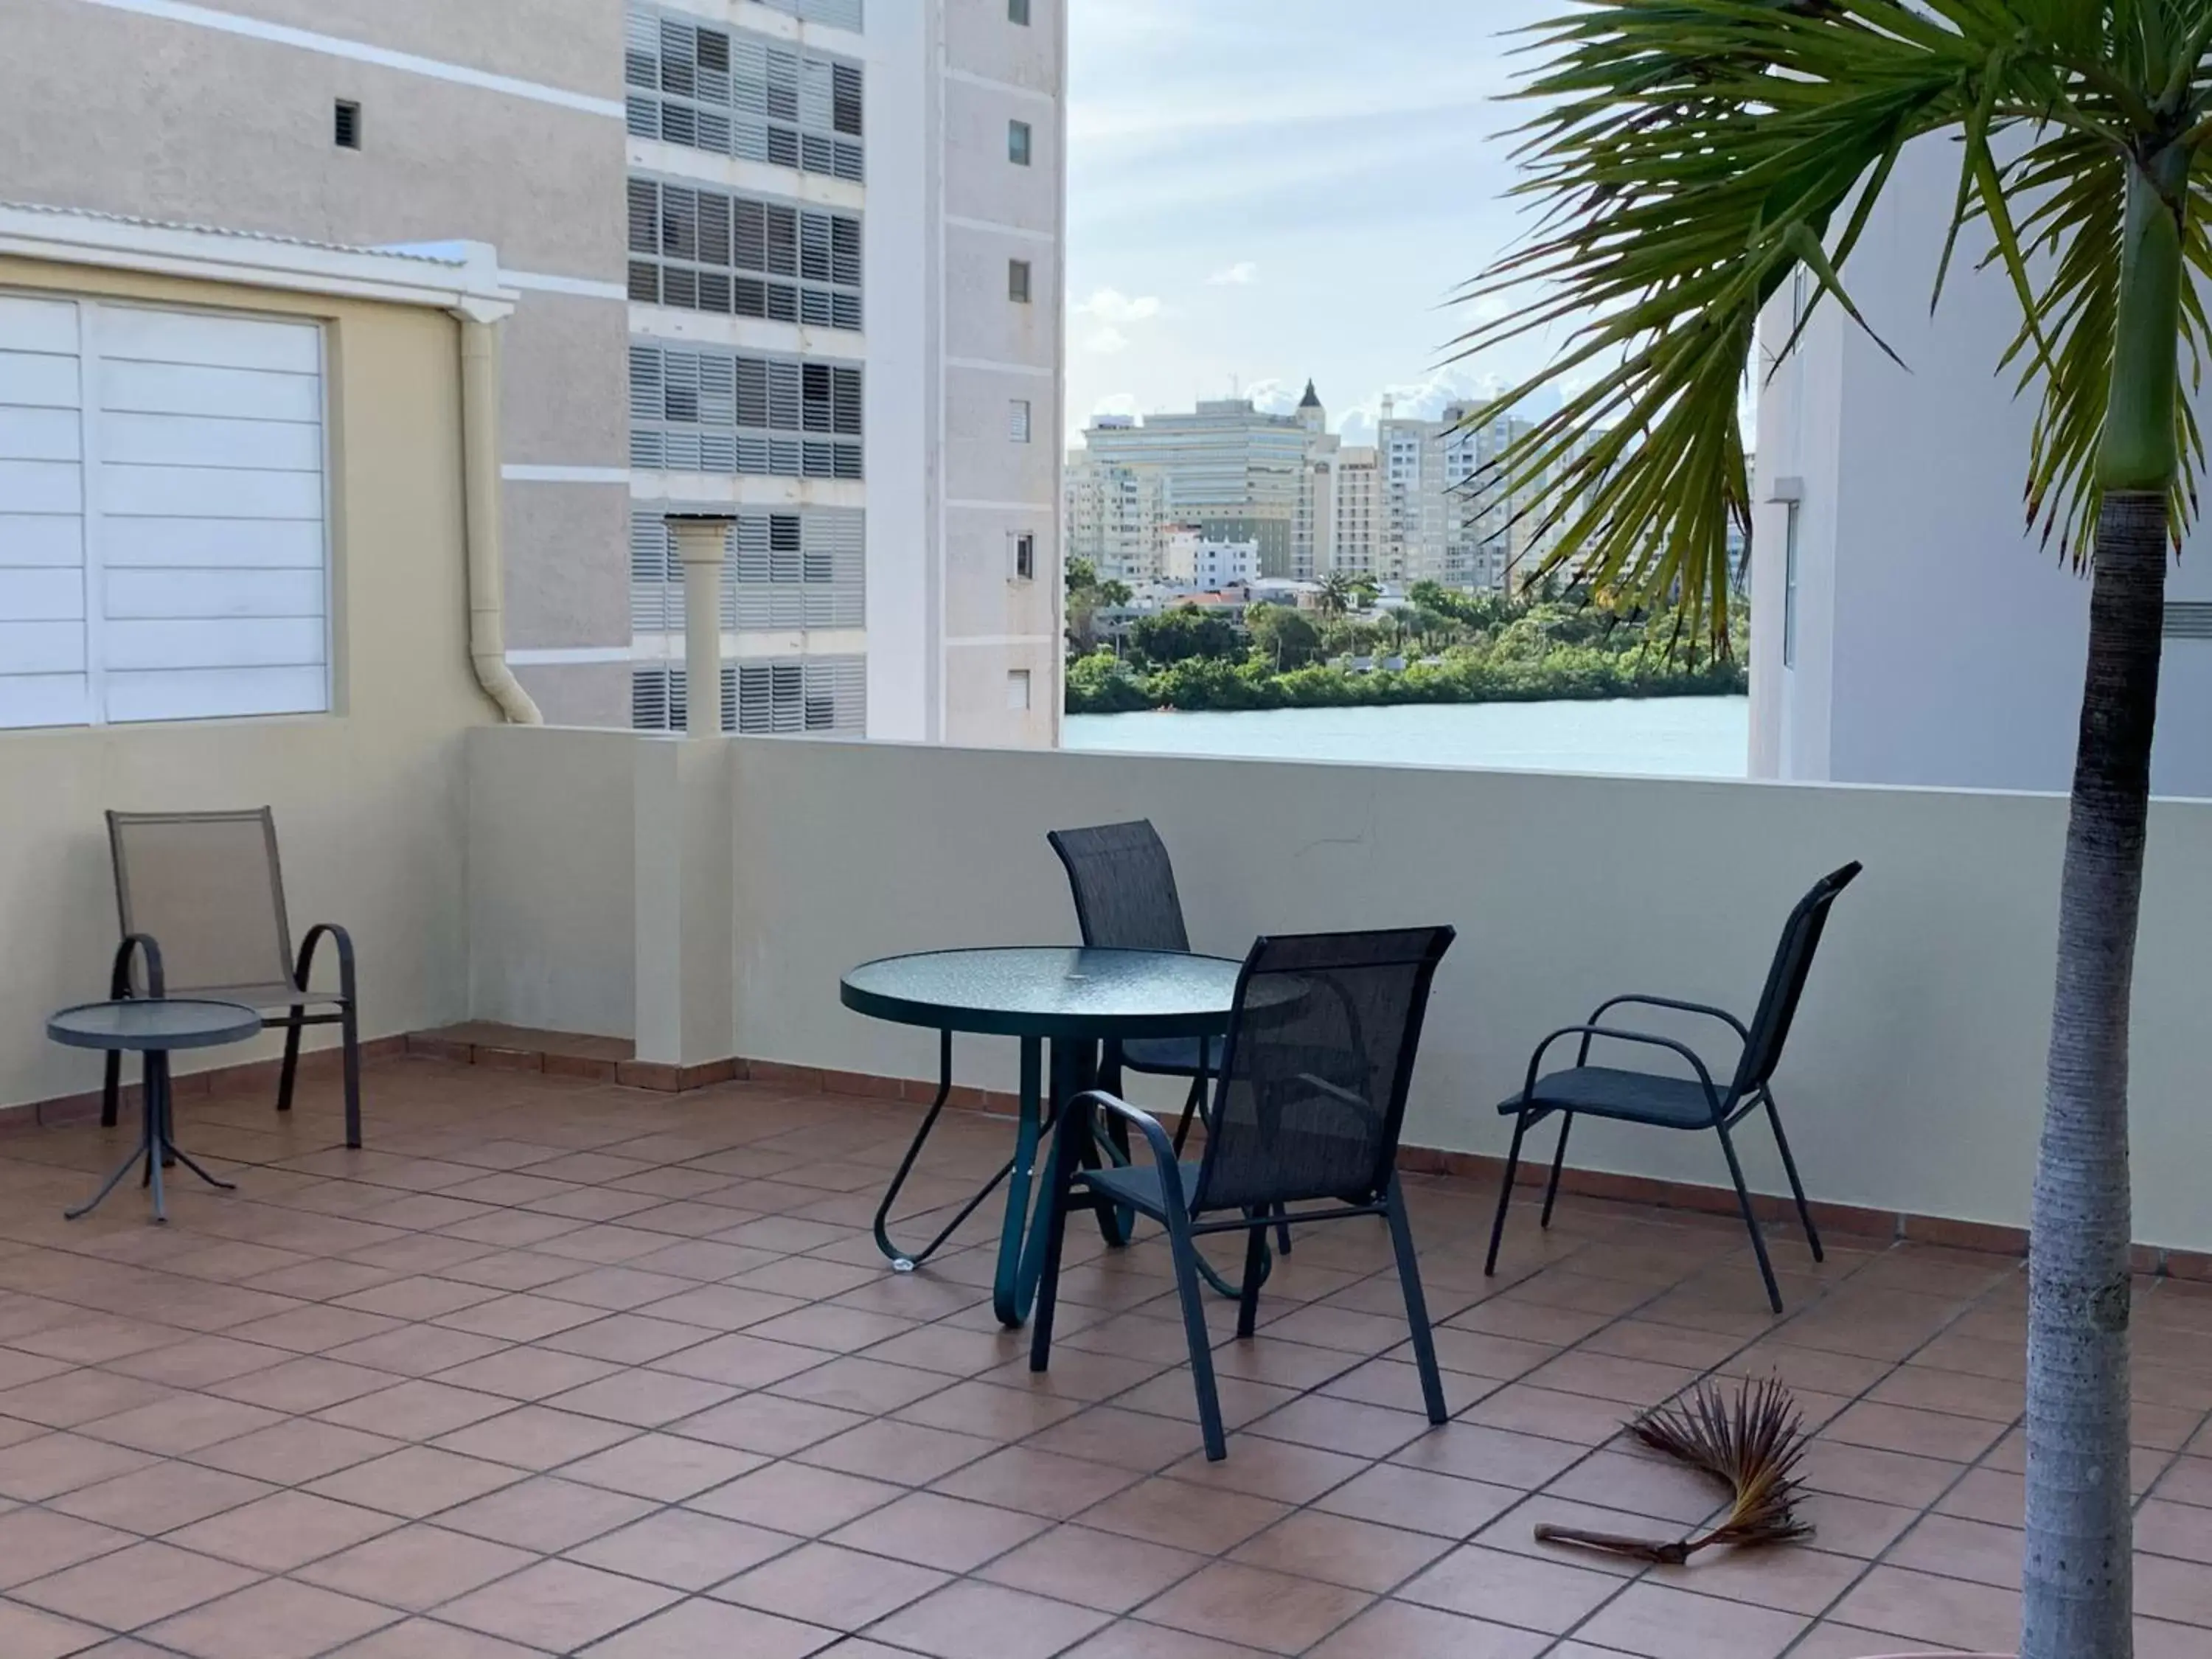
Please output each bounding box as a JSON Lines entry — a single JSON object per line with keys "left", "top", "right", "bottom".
{"left": 0, "top": 0, "right": 1065, "bottom": 745}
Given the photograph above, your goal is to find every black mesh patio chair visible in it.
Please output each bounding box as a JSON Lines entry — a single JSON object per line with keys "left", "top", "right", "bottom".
{"left": 102, "top": 809, "right": 362, "bottom": 1150}
{"left": 1484, "top": 862, "right": 1861, "bottom": 1314}
{"left": 1047, "top": 821, "right": 1213, "bottom": 1153}
{"left": 1029, "top": 926, "right": 1457, "bottom": 1461}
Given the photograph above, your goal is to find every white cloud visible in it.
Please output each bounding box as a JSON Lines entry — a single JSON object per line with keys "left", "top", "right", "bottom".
{"left": 1072, "top": 288, "right": 1163, "bottom": 325}
{"left": 1207, "top": 261, "right": 1259, "bottom": 287}
{"left": 1083, "top": 326, "right": 1132, "bottom": 355}
{"left": 1244, "top": 377, "right": 1295, "bottom": 414}
{"left": 1091, "top": 393, "right": 1142, "bottom": 420}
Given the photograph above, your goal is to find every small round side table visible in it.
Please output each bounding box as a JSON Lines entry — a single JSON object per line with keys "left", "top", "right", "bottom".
{"left": 47, "top": 999, "right": 260, "bottom": 1222}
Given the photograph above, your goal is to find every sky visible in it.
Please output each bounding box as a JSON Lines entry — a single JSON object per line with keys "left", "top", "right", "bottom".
{"left": 1065, "top": 0, "right": 1563, "bottom": 448}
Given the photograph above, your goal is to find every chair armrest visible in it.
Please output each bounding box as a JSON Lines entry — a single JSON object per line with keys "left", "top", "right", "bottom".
{"left": 1523, "top": 1024, "right": 1725, "bottom": 1122}
{"left": 1585, "top": 994, "right": 1749, "bottom": 1046}
{"left": 111, "top": 933, "right": 165, "bottom": 999}
{"left": 295, "top": 923, "right": 356, "bottom": 1001}
{"left": 1067, "top": 1090, "right": 1178, "bottom": 1171}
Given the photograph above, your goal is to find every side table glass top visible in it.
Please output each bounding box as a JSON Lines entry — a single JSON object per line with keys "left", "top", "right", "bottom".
{"left": 47, "top": 999, "right": 265, "bottom": 1051}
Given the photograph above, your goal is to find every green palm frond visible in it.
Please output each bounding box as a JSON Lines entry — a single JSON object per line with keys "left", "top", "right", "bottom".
{"left": 1458, "top": 0, "right": 2212, "bottom": 647}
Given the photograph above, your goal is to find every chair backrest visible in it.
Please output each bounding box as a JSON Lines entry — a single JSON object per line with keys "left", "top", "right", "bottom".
{"left": 1731, "top": 862, "right": 1861, "bottom": 1096}
{"left": 1046, "top": 820, "right": 1191, "bottom": 953}
{"left": 1194, "top": 926, "right": 1455, "bottom": 1215}
{"left": 108, "top": 808, "right": 296, "bottom": 996}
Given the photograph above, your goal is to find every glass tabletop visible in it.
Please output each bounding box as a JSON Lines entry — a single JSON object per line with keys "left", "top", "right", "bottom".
{"left": 46, "top": 999, "right": 265, "bottom": 1052}
{"left": 841, "top": 947, "right": 1244, "bottom": 1040}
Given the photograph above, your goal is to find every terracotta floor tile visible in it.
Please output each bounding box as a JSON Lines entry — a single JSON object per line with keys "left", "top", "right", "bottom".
{"left": 321, "top": 1324, "right": 512, "bottom": 1378}
{"left": 141, "top": 1576, "right": 399, "bottom": 1659}
{"left": 674, "top": 1393, "right": 868, "bottom": 1456}
{"left": 0, "top": 1432, "right": 158, "bottom": 1500}
{"left": 1228, "top": 1509, "right": 1450, "bottom": 1593}
{"left": 0, "top": 1506, "right": 136, "bottom": 1587}
{"left": 1311, "top": 1463, "right": 1523, "bottom": 1538}
{"left": 0, "top": 1601, "right": 108, "bottom": 1659}
{"left": 1572, "top": 1580, "right": 1807, "bottom": 1659}
{"left": 1386, "top": 1421, "right": 1585, "bottom": 1489}
{"left": 542, "top": 1367, "right": 734, "bottom": 1427}
{"left": 589, "top": 1597, "right": 841, "bottom": 1659}
{"left": 304, "top": 1445, "right": 526, "bottom": 1518}
{"left": 296, "top": 1521, "right": 536, "bottom": 1611}
{"left": 52, "top": 1458, "right": 274, "bottom": 1533}
{"left": 1822, "top": 1400, "right": 2010, "bottom": 1464}
{"left": 1394, "top": 1543, "right": 1619, "bottom": 1632}
{"left": 191, "top": 1418, "right": 403, "bottom": 1484}
{"left": 77, "top": 1392, "right": 283, "bottom": 1456}
{"left": 826, "top": 1491, "right": 1050, "bottom": 1573}
{"left": 1641, "top": 1543, "right": 1868, "bottom": 1617}
{"left": 1078, "top": 1475, "right": 1290, "bottom": 1555}
{"left": 1304, "top": 1597, "right": 1550, "bottom": 1658}
{"left": 209, "top": 1357, "right": 399, "bottom": 1414}
{"left": 933, "top": 1446, "right": 1146, "bottom": 1520}
{"left": 797, "top": 1418, "right": 998, "bottom": 1486}
{"left": 771, "top": 1355, "right": 951, "bottom": 1415}
{"left": 0, "top": 1371, "right": 178, "bottom": 1430}
{"left": 568, "top": 1507, "right": 803, "bottom": 1590}
{"left": 439, "top": 1557, "right": 682, "bottom": 1650}
{"left": 316, "top": 1380, "right": 518, "bottom": 1441}
{"left": 15, "top": 1538, "right": 263, "bottom": 1629}
{"left": 435, "top": 1472, "right": 655, "bottom": 1552}
{"left": 717, "top": 1538, "right": 948, "bottom": 1627}
{"left": 430, "top": 1403, "right": 637, "bottom": 1470}
{"left": 689, "top": 1460, "right": 907, "bottom": 1534}
{"left": 430, "top": 1345, "right": 621, "bottom": 1401}
{"left": 864, "top": 1579, "right": 1114, "bottom": 1658}
{"left": 554, "top": 1430, "right": 760, "bottom": 1501}
{"left": 320, "top": 1617, "right": 546, "bottom": 1658}
{"left": 1158, "top": 1439, "right": 1370, "bottom": 1508}
{"left": 980, "top": 1523, "right": 1208, "bottom": 1613}
{"left": 1138, "top": 1560, "right": 1371, "bottom": 1653}
{"left": 1060, "top": 1622, "right": 1276, "bottom": 1658}
{"left": 1829, "top": 1565, "right": 2023, "bottom": 1653}
{"left": 2139, "top": 1549, "right": 2212, "bottom": 1627}
{"left": 164, "top": 1490, "right": 399, "bottom": 1573}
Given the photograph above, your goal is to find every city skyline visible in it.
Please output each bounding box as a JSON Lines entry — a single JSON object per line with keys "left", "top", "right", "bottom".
{"left": 1065, "top": 0, "right": 1557, "bottom": 445}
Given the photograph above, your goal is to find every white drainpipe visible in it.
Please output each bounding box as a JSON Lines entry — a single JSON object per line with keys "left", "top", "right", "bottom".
{"left": 456, "top": 310, "right": 542, "bottom": 725}
{"left": 666, "top": 514, "right": 736, "bottom": 737}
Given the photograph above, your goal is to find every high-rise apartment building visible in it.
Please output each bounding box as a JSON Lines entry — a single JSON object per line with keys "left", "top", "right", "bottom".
{"left": 1077, "top": 397, "right": 1310, "bottom": 578}
{"left": 1064, "top": 445, "right": 1166, "bottom": 584}
{"left": 0, "top": 0, "right": 1064, "bottom": 747}
{"left": 1377, "top": 400, "right": 1448, "bottom": 585}
{"left": 1331, "top": 447, "right": 1382, "bottom": 575}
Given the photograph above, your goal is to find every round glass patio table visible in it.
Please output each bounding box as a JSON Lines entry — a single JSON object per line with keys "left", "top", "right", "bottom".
{"left": 47, "top": 998, "right": 260, "bottom": 1222}
{"left": 841, "top": 947, "right": 1244, "bottom": 1326}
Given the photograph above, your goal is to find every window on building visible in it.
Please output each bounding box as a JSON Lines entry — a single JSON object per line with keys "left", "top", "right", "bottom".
{"left": 1008, "top": 259, "right": 1032, "bottom": 304}
{"left": 1009, "top": 0, "right": 1032, "bottom": 21}
{"left": 0, "top": 296, "right": 329, "bottom": 731}
{"left": 1008, "top": 119, "right": 1032, "bottom": 166}
{"left": 625, "top": 6, "right": 863, "bottom": 183}
{"left": 1009, "top": 400, "right": 1032, "bottom": 443}
{"left": 627, "top": 177, "right": 862, "bottom": 330}
{"left": 1012, "top": 532, "right": 1036, "bottom": 580}
{"left": 1006, "top": 669, "right": 1032, "bottom": 710}
{"left": 629, "top": 344, "right": 862, "bottom": 479}
{"left": 1782, "top": 498, "right": 1801, "bottom": 669}
{"left": 333, "top": 100, "right": 362, "bottom": 149}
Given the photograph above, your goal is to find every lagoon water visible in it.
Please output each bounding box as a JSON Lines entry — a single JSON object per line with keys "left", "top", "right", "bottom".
{"left": 1063, "top": 696, "right": 1750, "bottom": 779}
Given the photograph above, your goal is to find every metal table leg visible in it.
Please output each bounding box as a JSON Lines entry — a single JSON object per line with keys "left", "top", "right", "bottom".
{"left": 871, "top": 1032, "right": 1020, "bottom": 1273}
{"left": 71, "top": 1050, "right": 234, "bottom": 1223}
{"left": 994, "top": 1036, "right": 1046, "bottom": 1327}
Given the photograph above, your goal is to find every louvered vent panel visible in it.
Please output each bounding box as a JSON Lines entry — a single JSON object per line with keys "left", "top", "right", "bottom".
{"left": 627, "top": 4, "right": 863, "bottom": 183}
{"left": 2166, "top": 601, "right": 2212, "bottom": 639}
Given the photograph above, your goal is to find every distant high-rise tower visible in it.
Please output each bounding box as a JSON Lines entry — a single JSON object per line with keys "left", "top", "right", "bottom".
{"left": 1295, "top": 379, "right": 1326, "bottom": 436}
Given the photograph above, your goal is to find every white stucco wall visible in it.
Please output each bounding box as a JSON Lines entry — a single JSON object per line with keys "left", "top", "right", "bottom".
{"left": 461, "top": 725, "right": 2212, "bottom": 1251}
{"left": 1753, "top": 139, "right": 2212, "bottom": 796}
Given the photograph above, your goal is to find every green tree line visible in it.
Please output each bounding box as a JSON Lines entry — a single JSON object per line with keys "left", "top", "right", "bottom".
{"left": 1065, "top": 572, "right": 1747, "bottom": 715}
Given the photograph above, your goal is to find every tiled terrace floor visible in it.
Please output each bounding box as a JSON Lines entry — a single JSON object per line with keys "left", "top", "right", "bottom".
{"left": 0, "top": 1062, "right": 2205, "bottom": 1658}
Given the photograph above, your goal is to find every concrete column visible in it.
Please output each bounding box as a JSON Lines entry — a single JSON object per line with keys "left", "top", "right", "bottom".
{"left": 665, "top": 515, "right": 734, "bottom": 737}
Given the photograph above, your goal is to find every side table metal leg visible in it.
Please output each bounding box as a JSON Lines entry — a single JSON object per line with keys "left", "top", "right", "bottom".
{"left": 66, "top": 1088, "right": 154, "bottom": 1221}
{"left": 145, "top": 1054, "right": 168, "bottom": 1223}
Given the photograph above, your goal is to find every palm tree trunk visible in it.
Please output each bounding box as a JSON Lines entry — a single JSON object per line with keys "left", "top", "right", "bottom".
{"left": 2024, "top": 489, "right": 2163, "bottom": 1659}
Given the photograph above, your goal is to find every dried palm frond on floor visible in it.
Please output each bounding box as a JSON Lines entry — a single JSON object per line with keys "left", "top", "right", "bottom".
{"left": 1535, "top": 1376, "right": 1815, "bottom": 1565}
